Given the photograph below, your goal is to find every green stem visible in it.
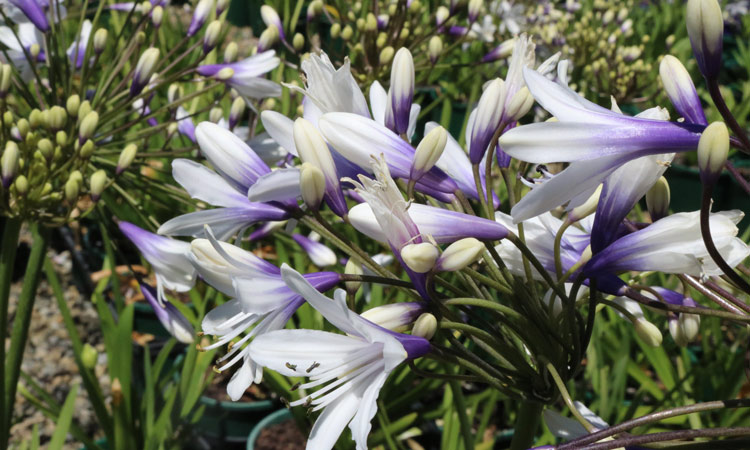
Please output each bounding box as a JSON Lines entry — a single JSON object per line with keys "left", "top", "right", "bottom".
{"left": 449, "top": 379, "right": 474, "bottom": 450}
{"left": 508, "top": 400, "right": 543, "bottom": 450}
{"left": 0, "top": 217, "right": 22, "bottom": 447}
{"left": 3, "top": 222, "right": 50, "bottom": 442}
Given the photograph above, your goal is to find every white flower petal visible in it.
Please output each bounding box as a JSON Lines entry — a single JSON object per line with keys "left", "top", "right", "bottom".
{"left": 172, "top": 159, "right": 249, "bottom": 208}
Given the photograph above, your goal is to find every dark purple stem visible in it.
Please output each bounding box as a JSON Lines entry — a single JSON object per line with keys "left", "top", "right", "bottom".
{"left": 707, "top": 78, "right": 750, "bottom": 155}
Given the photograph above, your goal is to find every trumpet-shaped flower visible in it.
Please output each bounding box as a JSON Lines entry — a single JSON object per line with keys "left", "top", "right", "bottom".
{"left": 119, "top": 221, "right": 196, "bottom": 305}
{"left": 140, "top": 284, "right": 194, "bottom": 344}
{"left": 66, "top": 19, "right": 92, "bottom": 69}
{"left": 195, "top": 239, "right": 340, "bottom": 400}
{"left": 248, "top": 265, "right": 430, "bottom": 450}
{"left": 292, "top": 233, "right": 337, "bottom": 267}
{"left": 0, "top": 22, "right": 43, "bottom": 76}
{"left": 504, "top": 65, "right": 703, "bottom": 223}
{"left": 3, "top": 0, "right": 49, "bottom": 32}
{"left": 370, "top": 80, "right": 420, "bottom": 141}
{"left": 197, "top": 50, "right": 282, "bottom": 99}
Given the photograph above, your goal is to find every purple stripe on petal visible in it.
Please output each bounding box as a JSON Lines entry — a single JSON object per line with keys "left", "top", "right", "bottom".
{"left": 10, "top": 0, "right": 49, "bottom": 32}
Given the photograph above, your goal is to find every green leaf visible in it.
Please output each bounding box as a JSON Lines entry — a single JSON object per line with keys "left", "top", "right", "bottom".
{"left": 47, "top": 384, "right": 79, "bottom": 450}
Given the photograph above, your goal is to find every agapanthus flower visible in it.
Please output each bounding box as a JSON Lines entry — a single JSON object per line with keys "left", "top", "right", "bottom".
{"left": 66, "top": 19, "right": 92, "bottom": 69}
{"left": 191, "top": 238, "right": 340, "bottom": 400}
{"left": 197, "top": 50, "right": 282, "bottom": 100}
{"left": 140, "top": 284, "right": 194, "bottom": 344}
{"left": 2, "top": 0, "right": 49, "bottom": 32}
{"left": 118, "top": 221, "right": 196, "bottom": 305}
{"left": 248, "top": 265, "right": 430, "bottom": 450}
{"left": 0, "top": 21, "right": 43, "bottom": 77}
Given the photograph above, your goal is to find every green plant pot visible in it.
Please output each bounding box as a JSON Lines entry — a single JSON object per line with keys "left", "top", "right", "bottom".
{"left": 245, "top": 408, "right": 293, "bottom": 450}
{"left": 195, "top": 394, "right": 277, "bottom": 444}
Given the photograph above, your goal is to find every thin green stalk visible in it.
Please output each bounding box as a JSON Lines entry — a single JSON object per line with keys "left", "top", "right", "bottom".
{"left": 0, "top": 217, "right": 22, "bottom": 447}
{"left": 509, "top": 400, "right": 543, "bottom": 450}
{"left": 4, "top": 223, "right": 50, "bottom": 442}
{"left": 546, "top": 362, "right": 596, "bottom": 433}
{"left": 449, "top": 379, "right": 474, "bottom": 450}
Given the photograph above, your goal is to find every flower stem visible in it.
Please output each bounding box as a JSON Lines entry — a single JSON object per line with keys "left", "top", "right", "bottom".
{"left": 700, "top": 184, "right": 750, "bottom": 293}
{"left": 3, "top": 222, "right": 50, "bottom": 444}
{"left": 0, "top": 217, "right": 22, "bottom": 447}
{"left": 449, "top": 379, "right": 474, "bottom": 450}
{"left": 707, "top": 78, "right": 750, "bottom": 155}
{"left": 508, "top": 399, "right": 543, "bottom": 450}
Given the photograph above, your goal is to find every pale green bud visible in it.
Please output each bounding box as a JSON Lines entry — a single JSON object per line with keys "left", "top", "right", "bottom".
{"left": 140, "top": 0, "right": 151, "bottom": 14}
{"left": 13, "top": 174, "right": 28, "bottom": 195}
{"left": 669, "top": 313, "right": 700, "bottom": 347}
{"left": 686, "top": 0, "right": 723, "bottom": 78}
{"left": 399, "top": 27, "right": 409, "bottom": 40}
{"left": 428, "top": 36, "right": 442, "bottom": 63}
{"left": 412, "top": 125, "right": 447, "bottom": 179}
{"left": 0, "top": 64, "right": 11, "bottom": 95}
{"left": 292, "top": 33, "right": 305, "bottom": 51}
{"left": 48, "top": 105, "right": 67, "bottom": 130}
{"left": 401, "top": 242, "right": 439, "bottom": 273}
{"left": 29, "top": 44, "right": 40, "bottom": 60}
{"left": 216, "top": 67, "right": 235, "bottom": 80}
{"left": 64, "top": 176, "right": 79, "bottom": 203}
{"left": 412, "top": 313, "right": 437, "bottom": 340}
{"left": 116, "top": 144, "right": 137, "bottom": 175}
{"left": 79, "top": 111, "right": 99, "bottom": 141}
{"left": 16, "top": 118, "right": 29, "bottom": 138}
{"left": 135, "top": 31, "right": 146, "bottom": 45}
{"left": 89, "top": 170, "right": 107, "bottom": 201}
{"left": 436, "top": 238, "right": 484, "bottom": 272}
{"left": 568, "top": 184, "right": 603, "bottom": 222}
{"left": 209, "top": 106, "right": 223, "bottom": 123}
{"left": 93, "top": 28, "right": 107, "bottom": 54}
{"left": 81, "top": 344, "right": 98, "bottom": 369}
{"left": 468, "top": 0, "right": 483, "bottom": 22}
{"left": 646, "top": 176, "right": 670, "bottom": 221}
{"left": 365, "top": 13, "right": 377, "bottom": 32}
{"left": 69, "top": 170, "right": 83, "bottom": 186}
{"left": 379, "top": 46, "right": 395, "bottom": 65}
{"left": 151, "top": 5, "right": 163, "bottom": 27}
{"left": 78, "top": 101, "right": 92, "bottom": 121}
{"left": 258, "top": 25, "right": 279, "bottom": 51}
{"left": 697, "top": 121, "right": 729, "bottom": 183}
{"left": 408, "top": 0, "right": 421, "bottom": 12}
{"left": 66, "top": 94, "right": 81, "bottom": 117}
{"left": 203, "top": 20, "right": 221, "bottom": 52}
{"left": 223, "top": 42, "right": 239, "bottom": 63}
{"left": 299, "top": 162, "right": 326, "bottom": 211}
{"left": 330, "top": 23, "right": 341, "bottom": 39}
{"left": 2, "top": 111, "right": 12, "bottom": 127}
{"left": 56, "top": 131, "right": 67, "bottom": 147}
{"left": 341, "top": 25, "right": 353, "bottom": 41}
{"left": 355, "top": 18, "right": 365, "bottom": 30}
{"left": 505, "top": 86, "right": 535, "bottom": 122}
{"left": 344, "top": 257, "right": 363, "bottom": 294}
{"left": 1, "top": 141, "right": 19, "bottom": 187}
{"left": 29, "top": 109, "right": 42, "bottom": 129}
{"left": 79, "top": 140, "right": 95, "bottom": 158}
{"left": 37, "top": 138, "right": 53, "bottom": 160}
{"left": 376, "top": 33, "right": 387, "bottom": 49}
{"left": 634, "top": 318, "right": 663, "bottom": 347}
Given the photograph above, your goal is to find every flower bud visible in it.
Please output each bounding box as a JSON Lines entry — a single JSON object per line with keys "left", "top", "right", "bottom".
{"left": 299, "top": 162, "right": 325, "bottom": 210}
{"left": 634, "top": 318, "right": 663, "bottom": 347}
{"left": 0, "top": 64, "right": 11, "bottom": 96}
{"left": 66, "top": 94, "right": 80, "bottom": 117}
{"left": 140, "top": 1, "right": 152, "bottom": 15}
{"left": 330, "top": 23, "right": 341, "bottom": 39}
{"left": 686, "top": 0, "right": 723, "bottom": 79}
{"left": 116, "top": 144, "right": 137, "bottom": 175}
{"left": 307, "top": 0, "right": 323, "bottom": 21}
{"left": 78, "top": 101, "right": 92, "bottom": 121}
{"left": 260, "top": 5, "right": 284, "bottom": 39}
{"left": 401, "top": 242, "right": 439, "bottom": 273}
{"left": 188, "top": 0, "right": 212, "bottom": 36}
{"left": 467, "top": 0, "right": 482, "bottom": 23}
{"left": 29, "top": 44, "right": 40, "bottom": 60}
{"left": 659, "top": 55, "right": 706, "bottom": 125}
{"left": 428, "top": 36, "right": 442, "bottom": 64}
{"left": 361, "top": 303, "right": 423, "bottom": 333}
{"left": 504, "top": 86, "right": 534, "bottom": 122}
{"left": 81, "top": 344, "right": 98, "bottom": 370}
{"left": 344, "top": 258, "right": 363, "bottom": 294}
{"left": 203, "top": 20, "right": 221, "bottom": 54}
{"left": 385, "top": 48, "right": 415, "bottom": 135}
{"left": 365, "top": 13, "right": 377, "bottom": 32}
{"left": 37, "top": 138, "right": 53, "bottom": 160}
{"left": 216, "top": 67, "right": 234, "bottom": 81}
{"left": 379, "top": 46, "right": 395, "bottom": 65}
{"left": 646, "top": 176, "right": 670, "bottom": 221}
{"left": 13, "top": 175, "right": 27, "bottom": 195}
{"left": 568, "top": 184, "right": 603, "bottom": 222}
{"left": 411, "top": 125, "right": 447, "bottom": 181}
{"left": 48, "top": 105, "right": 67, "bottom": 130}
{"left": 229, "top": 96, "right": 246, "bottom": 129}
{"left": 412, "top": 313, "right": 437, "bottom": 340}
{"left": 223, "top": 42, "right": 238, "bottom": 63}
{"left": 436, "top": 238, "right": 484, "bottom": 272}
{"left": 669, "top": 313, "right": 701, "bottom": 347}
{"left": 341, "top": 25, "right": 353, "bottom": 41}
{"left": 482, "top": 38, "right": 516, "bottom": 63}
{"left": 697, "top": 121, "right": 729, "bottom": 184}
{"left": 64, "top": 176, "right": 80, "bottom": 203}
{"left": 79, "top": 139, "right": 95, "bottom": 158}
{"left": 16, "top": 119, "right": 29, "bottom": 138}
{"left": 469, "top": 78, "right": 506, "bottom": 164}
{"left": 1, "top": 141, "right": 19, "bottom": 188}
{"left": 209, "top": 106, "right": 223, "bottom": 123}
{"left": 56, "top": 131, "right": 67, "bottom": 147}
{"left": 292, "top": 33, "right": 305, "bottom": 51}
{"left": 93, "top": 28, "right": 107, "bottom": 54}
{"left": 436, "top": 6, "right": 450, "bottom": 26}
{"left": 216, "top": 0, "right": 230, "bottom": 15}
{"left": 89, "top": 170, "right": 107, "bottom": 202}
{"left": 131, "top": 48, "right": 160, "bottom": 96}
{"left": 28, "top": 109, "right": 42, "bottom": 129}
{"left": 69, "top": 170, "right": 83, "bottom": 186}
{"left": 78, "top": 111, "right": 99, "bottom": 143}
{"left": 151, "top": 5, "right": 163, "bottom": 28}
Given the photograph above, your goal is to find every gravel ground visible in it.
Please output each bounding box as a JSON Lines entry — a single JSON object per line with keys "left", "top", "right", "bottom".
{"left": 8, "top": 249, "right": 110, "bottom": 449}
